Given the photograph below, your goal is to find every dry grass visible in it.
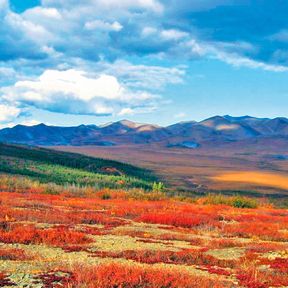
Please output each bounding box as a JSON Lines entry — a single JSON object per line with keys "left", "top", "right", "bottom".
{"left": 211, "top": 171, "right": 288, "bottom": 191}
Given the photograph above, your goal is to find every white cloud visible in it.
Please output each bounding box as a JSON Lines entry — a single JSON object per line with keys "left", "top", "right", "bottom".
{"left": 160, "top": 29, "right": 188, "bottom": 41}
{"left": 6, "top": 11, "right": 53, "bottom": 45}
{"left": 42, "top": 0, "right": 163, "bottom": 13}
{"left": 174, "top": 112, "right": 187, "bottom": 119}
{"left": 270, "top": 30, "right": 288, "bottom": 42}
{"left": 186, "top": 38, "right": 288, "bottom": 72}
{"left": 84, "top": 20, "right": 123, "bottom": 31}
{"left": 0, "top": 67, "right": 16, "bottom": 77}
{"left": 142, "top": 26, "right": 157, "bottom": 37}
{"left": 214, "top": 51, "right": 288, "bottom": 72}
{"left": 0, "top": 104, "right": 21, "bottom": 123}
{"left": 0, "top": 0, "right": 7, "bottom": 12}
{"left": 118, "top": 107, "right": 134, "bottom": 116}
{"left": 187, "top": 39, "right": 207, "bottom": 56}
{"left": 19, "top": 119, "right": 42, "bottom": 126}
{"left": 2, "top": 69, "right": 159, "bottom": 116}
{"left": 96, "top": 0, "right": 163, "bottom": 12}
{"left": 96, "top": 60, "right": 186, "bottom": 89}
{"left": 142, "top": 27, "right": 188, "bottom": 42}
{"left": 24, "top": 7, "right": 62, "bottom": 19}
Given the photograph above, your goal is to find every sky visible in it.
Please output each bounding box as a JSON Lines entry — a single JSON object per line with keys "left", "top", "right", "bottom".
{"left": 0, "top": 0, "right": 288, "bottom": 128}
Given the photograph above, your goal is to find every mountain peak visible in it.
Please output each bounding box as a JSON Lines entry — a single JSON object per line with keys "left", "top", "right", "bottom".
{"left": 200, "top": 115, "right": 230, "bottom": 127}
{"left": 102, "top": 119, "right": 149, "bottom": 129}
{"left": 223, "top": 115, "right": 252, "bottom": 120}
{"left": 0, "top": 115, "right": 287, "bottom": 146}
{"left": 35, "top": 123, "right": 48, "bottom": 128}
{"left": 117, "top": 119, "right": 142, "bottom": 128}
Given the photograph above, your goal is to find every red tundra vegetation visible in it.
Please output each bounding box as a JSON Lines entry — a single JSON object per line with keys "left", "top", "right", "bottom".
{"left": 0, "top": 187, "right": 287, "bottom": 287}
{"left": 70, "top": 263, "right": 231, "bottom": 288}
{"left": 0, "top": 225, "right": 91, "bottom": 246}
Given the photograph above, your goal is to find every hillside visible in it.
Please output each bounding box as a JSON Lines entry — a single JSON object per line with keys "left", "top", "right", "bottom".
{"left": 0, "top": 143, "right": 156, "bottom": 190}
{"left": 0, "top": 115, "right": 287, "bottom": 147}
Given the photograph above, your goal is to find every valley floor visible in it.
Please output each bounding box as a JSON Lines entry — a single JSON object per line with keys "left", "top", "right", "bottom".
{"left": 55, "top": 140, "right": 288, "bottom": 197}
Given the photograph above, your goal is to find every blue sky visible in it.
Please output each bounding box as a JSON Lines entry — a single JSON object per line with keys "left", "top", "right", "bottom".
{"left": 0, "top": 0, "right": 288, "bottom": 127}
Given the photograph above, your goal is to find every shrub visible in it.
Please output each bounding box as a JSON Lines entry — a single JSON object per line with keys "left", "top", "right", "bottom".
{"left": 0, "top": 225, "right": 92, "bottom": 246}
{"left": 198, "top": 194, "right": 258, "bottom": 208}
{"left": 236, "top": 262, "right": 288, "bottom": 288}
{"left": 127, "top": 189, "right": 166, "bottom": 201}
{"left": 232, "top": 196, "right": 258, "bottom": 209}
{"left": 222, "top": 222, "right": 286, "bottom": 241}
{"left": 43, "top": 183, "right": 62, "bottom": 195}
{"left": 152, "top": 182, "right": 165, "bottom": 192}
{"left": 70, "top": 263, "right": 232, "bottom": 288}
{"left": 100, "top": 192, "right": 112, "bottom": 200}
{"left": 138, "top": 212, "right": 217, "bottom": 228}
{"left": 90, "top": 249, "right": 236, "bottom": 268}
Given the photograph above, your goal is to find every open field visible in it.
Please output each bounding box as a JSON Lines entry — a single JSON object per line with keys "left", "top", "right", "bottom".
{"left": 55, "top": 139, "right": 288, "bottom": 197}
{"left": 0, "top": 181, "right": 287, "bottom": 287}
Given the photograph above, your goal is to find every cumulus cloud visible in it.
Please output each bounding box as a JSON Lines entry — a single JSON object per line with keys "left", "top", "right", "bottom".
{"left": 213, "top": 51, "right": 288, "bottom": 72}
{"left": 118, "top": 107, "right": 135, "bottom": 116}
{"left": 2, "top": 69, "right": 159, "bottom": 116}
{"left": 0, "top": 0, "right": 287, "bottom": 125}
{"left": 1, "top": 0, "right": 286, "bottom": 71}
{"left": 19, "top": 119, "right": 42, "bottom": 126}
{"left": 0, "top": 5, "right": 50, "bottom": 61}
{"left": 95, "top": 0, "right": 163, "bottom": 13}
{"left": 84, "top": 20, "right": 123, "bottom": 31}
{"left": 185, "top": 39, "right": 288, "bottom": 72}
{"left": 160, "top": 29, "right": 188, "bottom": 41}
{"left": 42, "top": 0, "right": 163, "bottom": 13}
{"left": 270, "top": 30, "right": 288, "bottom": 42}
{"left": 174, "top": 112, "right": 187, "bottom": 119}
{"left": 23, "top": 7, "right": 62, "bottom": 21}
{"left": 0, "top": 67, "right": 16, "bottom": 78}
{"left": 0, "top": 0, "right": 8, "bottom": 11}
{"left": 0, "top": 104, "right": 21, "bottom": 123}
{"left": 7, "top": 12, "right": 53, "bottom": 44}
{"left": 94, "top": 60, "right": 186, "bottom": 89}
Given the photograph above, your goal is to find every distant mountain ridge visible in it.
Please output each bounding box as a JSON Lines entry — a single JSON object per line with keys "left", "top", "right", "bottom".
{"left": 0, "top": 115, "right": 287, "bottom": 147}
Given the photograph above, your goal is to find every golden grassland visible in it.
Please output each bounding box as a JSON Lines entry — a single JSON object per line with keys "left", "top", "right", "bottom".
{"left": 211, "top": 171, "right": 288, "bottom": 191}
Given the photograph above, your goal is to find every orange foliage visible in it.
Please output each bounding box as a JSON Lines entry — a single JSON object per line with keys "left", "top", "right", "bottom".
{"left": 237, "top": 265, "right": 288, "bottom": 288}
{"left": 89, "top": 249, "right": 237, "bottom": 268}
{"left": 70, "top": 263, "right": 232, "bottom": 288}
{"left": 0, "top": 225, "right": 91, "bottom": 246}
{"left": 137, "top": 211, "right": 218, "bottom": 228}
{"left": 222, "top": 221, "right": 287, "bottom": 241}
{"left": 0, "top": 189, "right": 288, "bottom": 288}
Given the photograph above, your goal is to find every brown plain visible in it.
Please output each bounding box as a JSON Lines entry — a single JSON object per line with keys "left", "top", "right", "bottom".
{"left": 54, "top": 137, "right": 288, "bottom": 195}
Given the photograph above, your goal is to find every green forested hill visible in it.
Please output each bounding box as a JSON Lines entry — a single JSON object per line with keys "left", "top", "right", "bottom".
{"left": 0, "top": 143, "right": 157, "bottom": 190}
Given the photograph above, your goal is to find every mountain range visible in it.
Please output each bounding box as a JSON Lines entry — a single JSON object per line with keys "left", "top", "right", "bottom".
{"left": 0, "top": 115, "right": 287, "bottom": 147}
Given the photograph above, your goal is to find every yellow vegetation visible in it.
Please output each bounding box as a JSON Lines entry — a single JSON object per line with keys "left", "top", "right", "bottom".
{"left": 211, "top": 171, "right": 288, "bottom": 190}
